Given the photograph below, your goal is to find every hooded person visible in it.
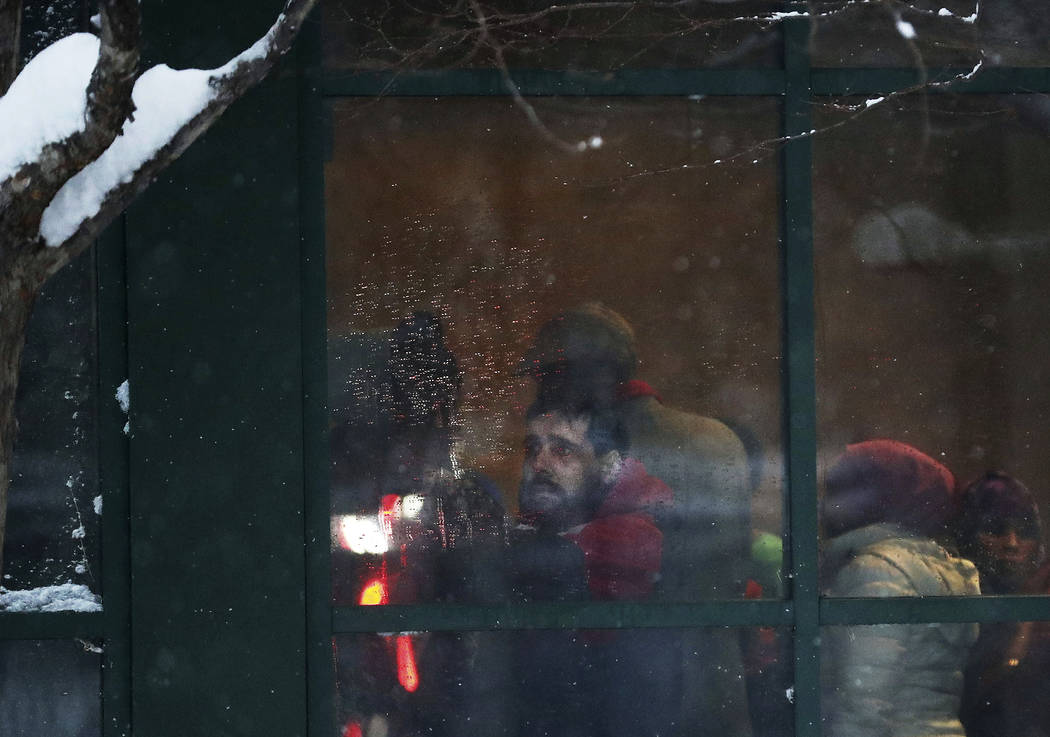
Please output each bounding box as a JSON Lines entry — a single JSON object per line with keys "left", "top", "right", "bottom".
{"left": 519, "top": 304, "right": 754, "bottom": 737}
{"left": 956, "top": 471, "right": 1045, "bottom": 596}
{"left": 957, "top": 472, "right": 1050, "bottom": 737}
{"left": 820, "top": 440, "right": 981, "bottom": 737}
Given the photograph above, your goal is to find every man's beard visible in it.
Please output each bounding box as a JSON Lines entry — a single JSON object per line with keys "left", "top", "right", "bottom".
{"left": 519, "top": 470, "right": 604, "bottom": 531}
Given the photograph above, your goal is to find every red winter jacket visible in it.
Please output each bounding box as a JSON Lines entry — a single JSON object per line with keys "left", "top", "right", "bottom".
{"left": 565, "top": 457, "right": 673, "bottom": 600}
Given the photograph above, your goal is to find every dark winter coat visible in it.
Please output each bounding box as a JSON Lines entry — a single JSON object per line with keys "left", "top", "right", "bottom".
{"left": 513, "top": 457, "right": 680, "bottom": 737}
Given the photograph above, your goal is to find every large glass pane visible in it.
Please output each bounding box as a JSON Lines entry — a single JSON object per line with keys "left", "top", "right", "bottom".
{"left": 811, "top": 0, "right": 1050, "bottom": 67}
{"left": 824, "top": 619, "right": 1050, "bottom": 737}
{"left": 335, "top": 627, "right": 793, "bottom": 737}
{"left": 323, "top": 0, "right": 784, "bottom": 71}
{"left": 326, "top": 97, "right": 785, "bottom": 606}
{"left": 814, "top": 94, "right": 1050, "bottom": 591}
{"left": 0, "top": 639, "right": 102, "bottom": 736}
{"left": 4, "top": 248, "right": 100, "bottom": 603}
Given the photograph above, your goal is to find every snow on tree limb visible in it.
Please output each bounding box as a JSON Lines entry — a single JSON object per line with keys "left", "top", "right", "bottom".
{"left": 37, "top": 0, "right": 315, "bottom": 262}
{"left": 26, "top": 0, "right": 316, "bottom": 280}
{"left": 0, "top": 0, "right": 139, "bottom": 248}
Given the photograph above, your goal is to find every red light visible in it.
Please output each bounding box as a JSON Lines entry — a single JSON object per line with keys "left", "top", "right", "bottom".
{"left": 342, "top": 722, "right": 363, "bottom": 737}
{"left": 359, "top": 578, "right": 387, "bottom": 606}
{"left": 396, "top": 635, "right": 420, "bottom": 693}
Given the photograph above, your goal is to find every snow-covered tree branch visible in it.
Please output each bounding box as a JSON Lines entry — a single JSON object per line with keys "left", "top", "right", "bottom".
{"left": 0, "top": 0, "right": 317, "bottom": 579}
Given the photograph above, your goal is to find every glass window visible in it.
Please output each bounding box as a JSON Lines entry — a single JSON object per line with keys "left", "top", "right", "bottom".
{"left": 0, "top": 639, "right": 102, "bottom": 736}
{"left": 322, "top": 0, "right": 784, "bottom": 71}
{"left": 821, "top": 623, "right": 979, "bottom": 737}
{"left": 335, "top": 627, "right": 793, "bottom": 737}
{"left": 814, "top": 94, "right": 1050, "bottom": 591}
{"left": 4, "top": 248, "right": 100, "bottom": 602}
{"left": 810, "top": 0, "right": 1050, "bottom": 67}
{"left": 326, "top": 96, "right": 785, "bottom": 607}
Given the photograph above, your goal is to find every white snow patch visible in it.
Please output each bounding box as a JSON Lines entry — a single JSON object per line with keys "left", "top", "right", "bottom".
{"left": 0, "top": 34, "right": 98, "bottom": 183}
{"left": 41, "top": 65, "right": 216, "bottom": 246}
{"left": 123, "top": 420, "right": 130, "bottom": 435}
{"left": 937, "top": 7, "right": 952, "bottom": 15}
{"left": 896, "top": 19, "right": 917, "bottom": 39}
{"left": 0, "top": 584, "right": 101, "bottom": 612}
{"left": 865, "top": 96, "right": 885, "bottom": 108}
{"left": 71, "top": 525, "right": 86, "bottom": 539}
{"left": 38, "top": 8, "right": 282, "bottom": 249}
{"left": 115, "top": 379, "right": 130, "bottom": 414}
{"left": 2, "top": 8, "right": 283, "bottom": 246}
{"left": 93, "top": 495, "right": 102, "bottom": 515}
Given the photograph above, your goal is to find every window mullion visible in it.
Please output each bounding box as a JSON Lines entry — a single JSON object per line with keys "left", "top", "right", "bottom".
{"left": 96, "top": 218, "right": 132, "bottom": 737}
{"left": 782, "top": 16, "right": 821, "bottom": 737}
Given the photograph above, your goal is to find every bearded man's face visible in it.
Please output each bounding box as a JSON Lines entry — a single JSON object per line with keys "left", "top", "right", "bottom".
{"left": 519, "top": 412, "right": 605, "bottom": 530}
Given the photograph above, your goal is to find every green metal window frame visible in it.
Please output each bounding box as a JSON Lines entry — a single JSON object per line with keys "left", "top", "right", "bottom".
{"left": 4, "top": 6, "right": 1050, "bottom": 737}
{"left": 300, "top": 14, "right": 1050, "bottom": 737}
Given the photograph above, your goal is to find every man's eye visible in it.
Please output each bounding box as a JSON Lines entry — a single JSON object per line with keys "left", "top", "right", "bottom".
{"left": 553, "top": 445, "right": 571, "bottom": 458}
{"left": 524, "top": 441, "right": 538, "bottom": 457}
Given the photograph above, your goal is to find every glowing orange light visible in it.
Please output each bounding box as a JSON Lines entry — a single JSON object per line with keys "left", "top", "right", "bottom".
{"left": 359, "top": 578, "right": 388, "bottom": 606}
{"left": 396, "top": 635, "right": 420, "bottom": 693}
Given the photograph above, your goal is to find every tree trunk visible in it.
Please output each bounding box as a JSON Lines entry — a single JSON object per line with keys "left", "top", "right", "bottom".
{"left": 0, "top": 0, "right": 20, "bottom": 97}
{"left": 0, "top": 269, "right": 35, "bottom": 582}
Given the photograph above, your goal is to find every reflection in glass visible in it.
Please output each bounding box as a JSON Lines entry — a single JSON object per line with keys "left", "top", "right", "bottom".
{"left": 334, "top": 627, "right": 792, "bottom": 737}
{"left": 822, "top": 622, "right": 977, "bottom": 737}
{"left": 810, "top": 0, "right": 1050, "bottom": 67}
{"left": 963, "top": 619, "right": 1050, "bottom": 737}
{"left": 5, "top": 247, "right": 100, "bottom": 596}
{"left": 322, "top": 0, "right": 783, "bottom": 71}
{"left": 326, "top": 97, "right": 784, "bottom": 606}
{"left": 815, "top": 94, "right": 1050, "bottom": 566}
{"left": 0, "top": 639, "right": 101, "bottom": 736}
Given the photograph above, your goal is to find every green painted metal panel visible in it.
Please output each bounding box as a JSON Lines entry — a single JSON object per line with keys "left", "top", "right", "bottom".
{"left": 97, "top": 218, "right": 132, "bottom": 737}
{"left": 781, "top": 17, "right": 821, "bottom": 737}
{"left": 320, "top": 68, "right": 787, "bottom": 97}
{"left": 812, "top": 66, "right": 1050, "bottom": 95}
{"left": 333, "top": 600, "right": 794, "bottom": 633}
{"left": 298, "top": 14, "right": 337, "bottom": 737}
{"left": 822, "top": 595, "right": 1050, "bottom": 625}
{"left": 125, "top": 2, "right": 307, "bottom": 735}
{"left": 0, "top": 612, "right": 105, "bottom": 639}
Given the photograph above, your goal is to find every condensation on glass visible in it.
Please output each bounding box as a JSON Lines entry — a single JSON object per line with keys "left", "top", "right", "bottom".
{"left": 4, "top": 248, "right": 100, "bottom": 598}
{"left": 322, "top": 0, "right": 784, "bottom": 71}
{"left": 325, "top": 97, "right": 785, "bottom": 607}
{"left": 0, "top": 639, "right": 102, "bottom": 737}
{"left": 334, "top": 627, "right": 793, "bottom": 737}
{"left": 809, "top": 0, "right": 1050, "bottom": 67}
{"left": 822, "top": 620, "right": 1050, "bottom": 737}
{"left": 813, "top": 94, "right": 1050, "bottom": 590}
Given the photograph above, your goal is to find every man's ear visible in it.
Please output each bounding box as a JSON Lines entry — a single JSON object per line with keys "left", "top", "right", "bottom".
{"left": 598, "top": 450, "right": 622, "bottom": 486}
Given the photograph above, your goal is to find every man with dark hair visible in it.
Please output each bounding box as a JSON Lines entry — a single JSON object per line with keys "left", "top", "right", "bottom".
{"left": 517, "top": 398, "right": 670, "bottom": 599}
{"left": 519, "top": 303, "right": 755, "bottom": 737}
{"left": 512, "top": 398, "right": 677, "bottom": 736}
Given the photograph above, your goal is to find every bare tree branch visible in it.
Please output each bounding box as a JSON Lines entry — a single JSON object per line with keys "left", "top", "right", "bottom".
{"left": 0, "top": 0, "right": 139, "bottom": 254}
{"left": 0, "top": 0, "right": 318, "bottom": 584}
{"left": 35, "top": 0, "right": 318, "bottom": 282}
{"left": 0, "top": 0, "right": 19, "bottom": 96}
